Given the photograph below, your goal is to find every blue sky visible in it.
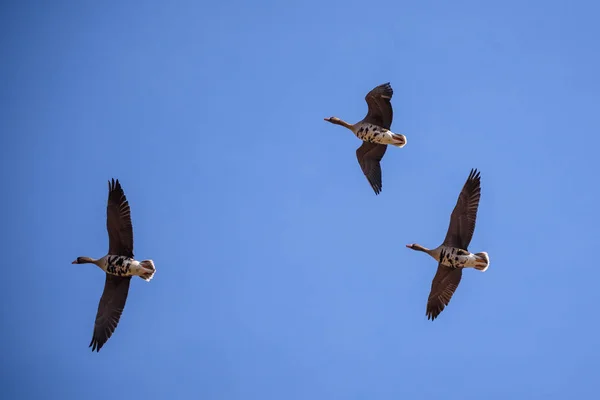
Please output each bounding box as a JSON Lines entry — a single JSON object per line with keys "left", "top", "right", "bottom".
{"left": 1, "top": 0, "right": 599, "bottom": 398}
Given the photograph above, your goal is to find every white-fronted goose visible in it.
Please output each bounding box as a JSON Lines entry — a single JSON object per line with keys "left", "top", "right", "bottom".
{"left": 324, "top": 82, "right": 407, "bottom": 194}
{"left": 72, "top": 179, "right": 156, "bottom": 351}
{"left": 406, "top": 169, "right": 489, "bottom": 321}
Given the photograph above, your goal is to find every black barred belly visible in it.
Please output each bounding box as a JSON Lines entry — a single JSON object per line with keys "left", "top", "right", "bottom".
{"left": 106, "top": 255, "right": 134, "bottom": 277}
{"left": 440, "top": 247, "right": 469, "bottom": 268}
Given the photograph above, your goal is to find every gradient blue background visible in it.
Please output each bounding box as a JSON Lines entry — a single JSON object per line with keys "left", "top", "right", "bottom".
{"left": 2, "top": 1, "right": 599, "bottom": 399}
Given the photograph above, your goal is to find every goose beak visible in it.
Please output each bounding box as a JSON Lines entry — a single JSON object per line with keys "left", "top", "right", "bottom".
{"left": 323, "top": 118, "right": 330, "bottom": 121}
{"left": 72, "top": 259, "right": 78, "bottom": 264}
{"left": 405, "top": 244, "right": 412, "bottom": 248}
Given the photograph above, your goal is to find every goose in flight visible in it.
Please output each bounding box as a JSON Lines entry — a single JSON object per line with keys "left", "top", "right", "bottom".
{"left": 406, "top": 169, "right": 489, "bottom": 320}
{"left": 72, "top": 179, "right": 156, "bottom": 351}
{"left": 324, "top": 82, "right": 407, "bottom": 194}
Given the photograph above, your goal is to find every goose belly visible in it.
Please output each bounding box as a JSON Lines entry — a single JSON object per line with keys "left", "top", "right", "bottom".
{"left": 439, "top": 247, "right": 477, "bottom": 268}
{"left": 101, "top": 255, "right": 138, "bottom": 277}
{"left": 353, "top": 123, "right": 391, "bottom": 144}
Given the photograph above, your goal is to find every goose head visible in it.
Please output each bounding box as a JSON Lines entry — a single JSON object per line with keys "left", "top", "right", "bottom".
{"left": 406, "top": 244, "right": 430, "bottom": 253}
{"left": 72, "top": 256, "right": 97, "bottom": 264}
{"left": 324, "top": 117, "right": 353, "bottom": 130}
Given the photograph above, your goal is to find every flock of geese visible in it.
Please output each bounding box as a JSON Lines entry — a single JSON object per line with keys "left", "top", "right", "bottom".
{"left": 73, "top": 82, "right": 490, "bottom": 352}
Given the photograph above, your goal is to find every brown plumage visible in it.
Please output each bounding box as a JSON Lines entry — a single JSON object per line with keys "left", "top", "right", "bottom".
{"left": 406, "top": 169, "right": 487, "bottom": 321}
{"left": 363, "top": 82, "right": 394, "bottom": 129}
{"left": 90, "top": 179, "right": 134, "bottom": 352}
{"left": 358, "top": 83, "right": 394, "bottom": 194}
{"left": 73, "top": 178, "right": 155, "bottom": 351}
{"left": 106, "top": 179, "right": 134, "bottom": 258}
{"left": 356, "top": 142, "right": 387, "bottom": 195}
{"left": 324, "top": 82, "right": 406, "bottom": 195}
{"left": 442, "top": 168, "right": 482, "bottom": 251}
{"left": 91, "top": 274, "right": 132, "bottom": 351}
{"left": 426, "top": 267, "right": 463, "bottom": 321}
{"left": 427, "top": 169, "right": 482, "bottom": 320}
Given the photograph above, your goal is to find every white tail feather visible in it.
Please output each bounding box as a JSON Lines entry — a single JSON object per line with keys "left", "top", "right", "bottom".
{"left": 138, "top": 259, "right": 156, "bottom": 281}
{"left": 474, "top": 252, "right": 489, "bottom": 272}
{"left": 391, "top": 133, "right": 407, "bottom": 148}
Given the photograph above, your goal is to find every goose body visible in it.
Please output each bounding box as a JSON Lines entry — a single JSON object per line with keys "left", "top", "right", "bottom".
{"left": 324, "top": 82, "right": 407, "bottom": 194}
{"left": 73, "top": 255, "right": 155, "bottom": 280}
{"left": 72, "top": 179, "right": 156, "bottom": 352}
{"left": 406, "top": 169, "right": 490, "bottom": 321}
{"left": 407, "top": 244, "right": 489, "bottom": 270}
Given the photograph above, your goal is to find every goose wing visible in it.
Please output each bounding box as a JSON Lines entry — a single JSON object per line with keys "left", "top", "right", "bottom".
{"left": 356, "top": 142, "right": 387, "bottom": 195}
{"left": 363, "top": 82, "right": 394, "bottom": 130}
{"left": 442, "top": 169, "right": 482, "bottom": 250}
{"left": 426, "top": 264, "right": 463, "bottom": 321}
{"left": 106, "top": 178, "right": 134, "bottom": 257}
{"left": 89, "top": 274, "right": 131, "bottom": 352}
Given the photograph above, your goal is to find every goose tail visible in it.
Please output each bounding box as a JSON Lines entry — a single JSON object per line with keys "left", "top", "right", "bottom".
{"left": 391, "top": 133, "right": 407, "bottom": 148}
{"left": 474, "top": 252, "right": 489, "bottom": 272}
{"left": 138, "top": 259, "right": 156, "bottom": 281}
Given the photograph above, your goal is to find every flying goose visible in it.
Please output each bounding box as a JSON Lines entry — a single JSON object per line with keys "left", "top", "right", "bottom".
{"left": 406, "top": 169, "right": 489, "bottom": 321}
{"left": 324, "top": 82, "right": 407, "bottom": 194}
{"left": 72, "top": 179, "right": 156, "bottom": 351}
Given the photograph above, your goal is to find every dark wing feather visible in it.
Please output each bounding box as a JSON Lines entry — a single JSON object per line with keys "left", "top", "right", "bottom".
{"left": 363, "top": 82, "right": 394, "bottom": 129}
{"left": 356, "top": 142, "right": 387, "bottom": 195}
{"left": 107, "top": 178, "right": 134, "bottom": 257}
{"left": 89, "top": 274, "right": 131, "bottom": 352}
{"left": 426, "top": 264, "right": 463, "bottom": 321}
{"left": 442, "top": 169, "right": 482, "bottom": 250}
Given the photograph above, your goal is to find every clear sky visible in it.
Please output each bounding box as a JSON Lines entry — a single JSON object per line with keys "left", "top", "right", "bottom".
{"left": 1, "top": 1, "right": 599, "bottom": 399}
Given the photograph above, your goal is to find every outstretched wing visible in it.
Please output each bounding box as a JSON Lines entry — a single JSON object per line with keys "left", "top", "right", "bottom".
{"left": 363, "top": 82, "right": 394, "bottom": 129}
{"left": 107, "top": 178, "right": 134, "bottom": 257}
{"left": 89, "top": 274, "right": 132, "bottom": 352}
{"left": 356, "top": 142, "right": 387, "bottom": 195}
{"left": 426, "top": 264, "right": 463, "bottom": 321}
{"left": 442, "top": 169, "right": 482, "bottom": 250}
